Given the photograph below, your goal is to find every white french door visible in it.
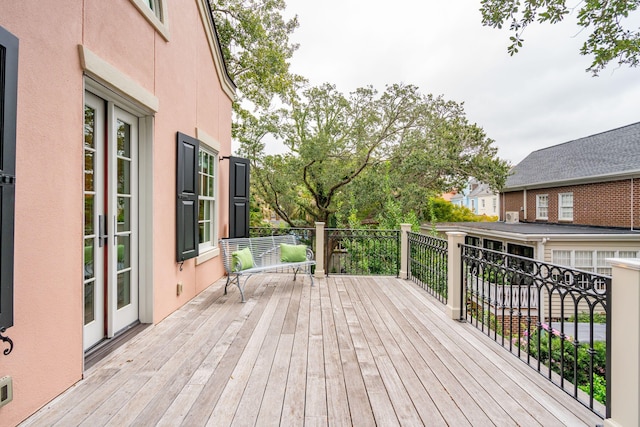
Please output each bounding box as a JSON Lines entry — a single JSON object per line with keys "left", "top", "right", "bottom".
{"left": 84, "top": 92, "right": 139, "bottom": 351}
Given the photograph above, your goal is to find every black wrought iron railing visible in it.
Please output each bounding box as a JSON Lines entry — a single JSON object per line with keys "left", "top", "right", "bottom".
{"left": 408, "top": 232, "right": 448, "bottom": 303}
{"left": 325, "top": 228, "right": 400, "bottom": 276}
{"left": 460, "top": 244, "right": 610, "bottom": 418}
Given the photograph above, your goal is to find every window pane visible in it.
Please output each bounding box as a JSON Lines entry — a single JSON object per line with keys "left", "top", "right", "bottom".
{"left": 619, "top": 251, "right": 638, "bottom": 258}
{"left": 85, "top": 150, "right": 95, "bottom": 191}
{"left": 117, "top": 235, "right": 131, "bottom": 270}
{"left": 84, "top": 239, "right": 94, "bottom": 280}
{"left": 207, "top": 176, "right": 214, "bottom": 197}
{"left": 204, "top": 222, "right": 211, "bottom": 244}
{"left": 117, "top": 197, "right": 131, "bottom": 232}
{"left": 597, "top": 267, "right": 612, "bottom": 276}
{"left": 85, "top": 195, "right": 94, "bottom": 235}
{"left": 202, "top": 175, "right": 208, "bottom": 197}
{"left": 536, "top": 195, "right": 548, "bottom": 218}
{"left": 575, "top": 252, "right": 593, "bottom": 271}
{"left": 117, "top": 120, "right": 131, "bottom": 157}
{"left": 199, "top": 199, "right": 205, "bottom": 221}
{"left": 198, "top": 147, "right": 217, "bottom": 249}
{"left": 118, "top": 158, "right": 131, "bottom": 194}
{"left": 596, "top": 251, "right": 615, "bottom": 267}
{"left": 117, "top": 270, "right": 131, "bottom": 309}
{"left": 84, "top": 281, "right": 95, "bottom": 324}
{"left": 199, "top": 222, "right": 205, "bottom": 244}
{"left": 552, "top": 250, "right": 571, "bottom": 266}
{"left": 84, "top": 105, "right": 95, "bottom": 149}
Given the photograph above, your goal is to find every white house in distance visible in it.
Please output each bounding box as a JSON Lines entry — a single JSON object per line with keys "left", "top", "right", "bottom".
{"left": 449, "top": 179, "right": 498, "bottom": 217}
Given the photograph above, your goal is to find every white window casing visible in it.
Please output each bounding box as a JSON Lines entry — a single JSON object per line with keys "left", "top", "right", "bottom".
{"left": 558, "top": 192, "right": 573, "bottom": 221}
{"left": 536, "top": 194, "right": 549, "bottom": 220}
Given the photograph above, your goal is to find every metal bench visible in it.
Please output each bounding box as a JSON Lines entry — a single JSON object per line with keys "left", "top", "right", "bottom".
{"left": 219, "top": 235, "right": 316, "bottom": 302}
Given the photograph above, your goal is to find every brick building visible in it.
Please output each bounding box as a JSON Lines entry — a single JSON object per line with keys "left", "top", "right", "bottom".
{"left": 501, "top": 122, "right": 640, "bottom": 229}
{"left": 433, "top": 122, "right": 640, "bottom": 272}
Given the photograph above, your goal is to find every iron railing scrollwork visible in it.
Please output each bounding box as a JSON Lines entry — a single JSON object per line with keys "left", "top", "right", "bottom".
{"left": 325, "top": 229, "right": 400, "bottom": 276}
{"left": 0, "top": 327, "right": 13, "bottom": 356}
{"left": 460, "top": 244, "right": 609, "bottom": 418}
{"left": 408, "top": 232, "right": 448, "bottom": 303}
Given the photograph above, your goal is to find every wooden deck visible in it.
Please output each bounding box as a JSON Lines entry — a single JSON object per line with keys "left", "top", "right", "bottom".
{"left": 22, "top": 275, "right": 602, "bottom": 426}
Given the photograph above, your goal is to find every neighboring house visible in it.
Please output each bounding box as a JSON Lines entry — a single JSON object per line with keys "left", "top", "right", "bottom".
{"left": 467, "top": 182, "right": 498, "bottom": 216}
{"left": 449, "top": 179, "right": 498, "bottom": 216}
{"left": 502, "top": 122, "right": 640, "bottom": 229}
{"left": 432, "top": 123, "right": 640, "bottom": 269}
{"left": 450, "top": 179, "right": 476, "bottom": 210}
{"left": 0, "top": 2, "right": 237, "bottom": 424}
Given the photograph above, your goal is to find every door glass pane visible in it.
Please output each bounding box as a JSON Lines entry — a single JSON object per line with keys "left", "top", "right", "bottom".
{"left": 117, "top": 235, "right": 131, "bottom": 270}
{"left": 117, "top": 196, "right": 131, "bottom": 232}
{"left": 84, "top": 195, "right": 94, "bottom": 235}
{"left": 84, "top": 282, "right": 95, "bottom": 324}
{"left": 84, "top": 106, "right": 95, "bottom": 149}
{"left": 117, "top": 158, "right": 131, "bottom": 194}
{"left": 85, "top": 150, "right": 95, "bottom": 191}
{"left": 117, "top": 120, "right": 131, "bottom": 157}
{"left": 117, "top": 270, "right": 131, "bottom": 309}
{"left": 84, "top": 239, "right": 94, "bottom": 280}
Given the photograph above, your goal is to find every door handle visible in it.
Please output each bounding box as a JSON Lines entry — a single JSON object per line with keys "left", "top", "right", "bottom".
{"left": 98, "top": 215, "right": 108, "bottom": 247}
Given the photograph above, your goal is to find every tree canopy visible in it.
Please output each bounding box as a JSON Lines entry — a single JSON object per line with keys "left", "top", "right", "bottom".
{"left": 212, "top": 1, "right": 510, "bottom": 229}
{"left": 210, "top": 0, "right": 303, "bottom": 108}
{"left": 242, "top": 83, "right": 510, "bottom": 227}
{"left": 480, "top": 0, "right": 640, "bottom": 75}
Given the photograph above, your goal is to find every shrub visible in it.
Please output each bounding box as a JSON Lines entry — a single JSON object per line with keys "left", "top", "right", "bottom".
{"left": 519, "top": 324, "right": 607, "bottom": 404}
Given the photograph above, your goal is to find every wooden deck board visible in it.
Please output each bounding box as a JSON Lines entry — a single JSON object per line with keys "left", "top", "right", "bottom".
{"left": 21, "top": 274, "right": 603, "bottom": 427}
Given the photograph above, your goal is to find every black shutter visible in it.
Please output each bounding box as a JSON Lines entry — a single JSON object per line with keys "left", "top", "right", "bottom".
{"left": 229, "top": 157, "right": 250, "bottom": 238}
{"left": 0, "top": 26, "right": 18, "bottom": 330}
{"left": 176, "top": 132, "right": 199, "bottom": 262}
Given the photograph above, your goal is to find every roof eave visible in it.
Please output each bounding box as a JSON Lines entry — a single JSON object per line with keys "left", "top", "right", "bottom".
{"left": 504, "top": 169, "right": 640, "bottom": 192}
{"left": 197, "top": 0, "right": 237, "bottom": 101}
{"left": 433, "top": 224, "right": 640, "bottom": 242}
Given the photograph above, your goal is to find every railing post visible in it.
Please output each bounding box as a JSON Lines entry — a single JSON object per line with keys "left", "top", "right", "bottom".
{"left": 314, "top": 222, "right": 326, "bottom": 278}
{"left": 605, "top": 258, "right": 640, "bottom": 427}
{"left": 445, "top": 232, "right": 466, "bottom": 320}
{"left": 399, "top": 224, "right": 411, "bottom": 279}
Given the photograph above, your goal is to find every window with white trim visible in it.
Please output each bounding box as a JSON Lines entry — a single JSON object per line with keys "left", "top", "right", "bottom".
{"left": 129, "top": 0, "right": 170, "bottom": 40}
{"left": 492, "top": 197, "right": 497, "bottom": 213}
{"left": 536, "top": 194, "right": 548, "bottom": 219}
{"left": 552, "top": 250, "right": 571, "bottom": 266}
{"left": 558, "top": 192, "right": 573, "bottom": 221}
{"left": 198, "top": 145, "right": 217, "bottom": 251}
{"left": 574, "top": 251, "right": 593, "bottom": 271}
{"left": 146, "top": 0, "right": 162, "bottom": 19}
{"left": 552, "top": 249, "right": 638, "bottom": 275}
{"left": 619, "top": 251, "right": 639, "bottom": 258}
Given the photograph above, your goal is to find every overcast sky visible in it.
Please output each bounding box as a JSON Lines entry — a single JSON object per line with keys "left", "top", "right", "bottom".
{"left": 281, "top": 1, "right": 640, "bottom": 165}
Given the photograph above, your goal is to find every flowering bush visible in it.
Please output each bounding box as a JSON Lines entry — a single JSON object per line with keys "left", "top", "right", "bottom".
{"left": 518, "top": 324, "right": 607, "bottom": 404}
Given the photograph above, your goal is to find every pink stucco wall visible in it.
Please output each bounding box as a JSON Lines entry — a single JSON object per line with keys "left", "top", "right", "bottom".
{"left": 0, "top": 0, "right": 233, "bottom": 424}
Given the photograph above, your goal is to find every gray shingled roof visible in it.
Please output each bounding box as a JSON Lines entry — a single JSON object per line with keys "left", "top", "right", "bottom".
{"left": 505, "top": 122, "right": 640, "bottom": 189}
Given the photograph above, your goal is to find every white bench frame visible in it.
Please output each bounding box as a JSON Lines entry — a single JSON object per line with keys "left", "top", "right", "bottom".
{"left": 219, "top": 235, "right": 316, "bottom": 302}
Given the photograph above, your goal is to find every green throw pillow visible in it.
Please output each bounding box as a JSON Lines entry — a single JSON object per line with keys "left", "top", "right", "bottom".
{"left": 280, "top": 243, "right": 307, "bottom": 262}
{"left": 232, "top": 247, "right": 254, "bottom": 271}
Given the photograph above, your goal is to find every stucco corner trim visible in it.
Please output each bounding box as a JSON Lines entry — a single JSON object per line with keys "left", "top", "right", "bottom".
{"left": 78, "top": 45, "right": 159, "bottom": 113}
